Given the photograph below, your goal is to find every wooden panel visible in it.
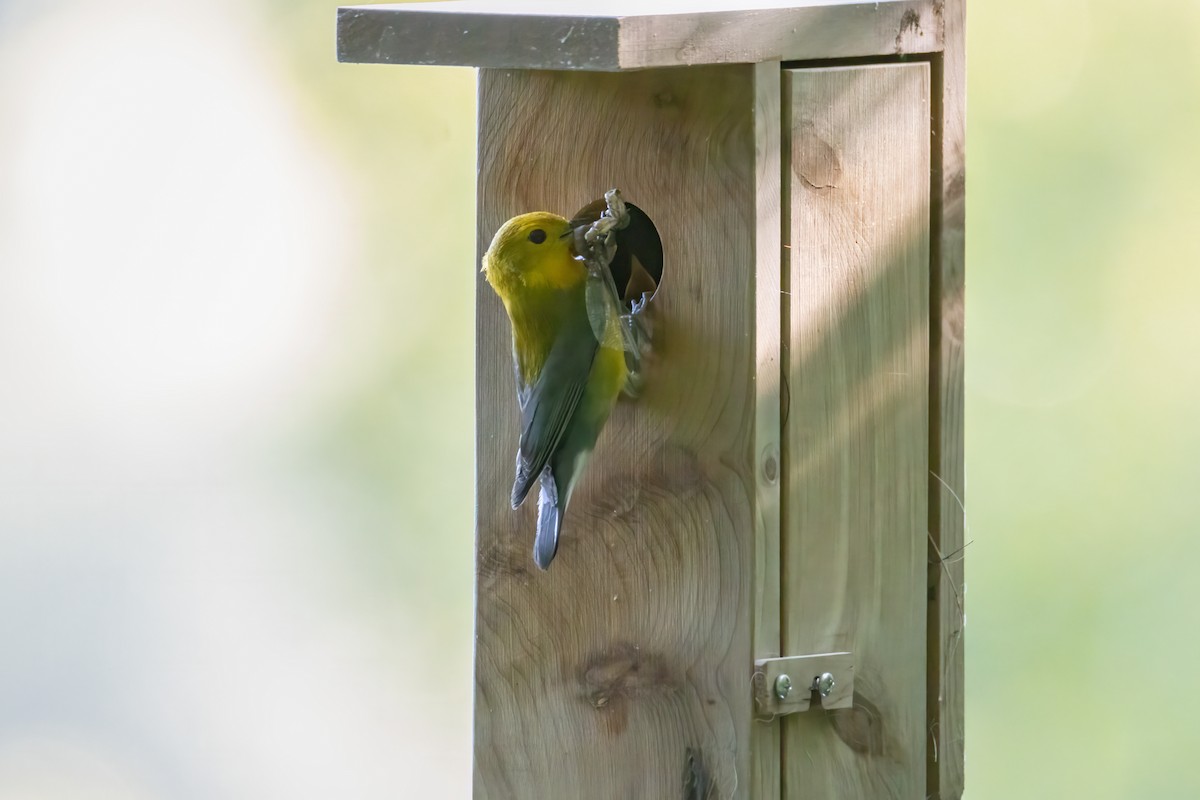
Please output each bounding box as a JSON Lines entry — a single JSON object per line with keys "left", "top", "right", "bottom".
{"left": 928, "top": 0, "right": 967, "bottom": 796}
{"left": 473, "top": 64, "right": 779, "bottom": 799}
{"left": 336, "top": 0, "right": 943, "bottom": 71}
{"left": 750, "top": 60, "right": 783, "bottom": 800}
{"left": 780, "top": 63, "right": 930, "bottom": 798}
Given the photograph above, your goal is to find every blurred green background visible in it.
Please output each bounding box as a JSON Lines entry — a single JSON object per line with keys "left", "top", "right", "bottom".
{"left": 0, "top": 0, "right": 1197, "bottom": 797}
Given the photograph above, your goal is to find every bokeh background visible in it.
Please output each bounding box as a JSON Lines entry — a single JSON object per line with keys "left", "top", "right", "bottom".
{"left": 1, "top": 0, "right": 1197, "bottom": 797}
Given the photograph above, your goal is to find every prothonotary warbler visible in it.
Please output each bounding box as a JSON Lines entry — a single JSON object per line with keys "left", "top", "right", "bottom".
{"left": 482, "top": 194, "right": 660, "bottom": 570}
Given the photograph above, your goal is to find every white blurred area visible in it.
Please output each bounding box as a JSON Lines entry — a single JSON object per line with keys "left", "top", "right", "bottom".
{"left": 0, "top": 0, "right": 346, "bottom": 460}
{"left": 0, "top": 0, "right": 473, "bottom": 797}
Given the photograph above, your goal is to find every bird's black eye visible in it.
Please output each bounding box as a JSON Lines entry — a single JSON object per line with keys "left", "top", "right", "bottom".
{"left": 528, "top": 229, "right": 547, "bottom": 244}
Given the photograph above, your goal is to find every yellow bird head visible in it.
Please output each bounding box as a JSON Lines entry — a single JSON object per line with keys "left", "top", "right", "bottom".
{"left": 482, "top": 212, "right": 582, "bottom": 298}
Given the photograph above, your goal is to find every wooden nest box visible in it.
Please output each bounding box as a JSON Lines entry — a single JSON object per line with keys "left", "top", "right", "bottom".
{"left": 337, "top": 1, "right": 965, "bottom": 797}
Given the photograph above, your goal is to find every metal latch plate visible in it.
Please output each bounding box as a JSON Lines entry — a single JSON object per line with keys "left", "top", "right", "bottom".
{"left": 753, "top": 652, "right": 854, "bottom": 715}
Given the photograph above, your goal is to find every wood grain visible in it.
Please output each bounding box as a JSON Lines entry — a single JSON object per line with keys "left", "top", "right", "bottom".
{"left": 780, "top": 63, "right": 931, "bottom": 798}
{"left": 928, "top": 0, "right": 966, "bottom": 796}
{"left": 336, "top": 0, "right": 943, "bottom": 70}
{"left": 474, "top": 64, "right": 780, "bottom": 799}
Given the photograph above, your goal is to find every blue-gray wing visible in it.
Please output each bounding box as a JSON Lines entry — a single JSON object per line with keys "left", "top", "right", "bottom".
{"left": 510, "top": 302, "right": 598, "bottom": 509}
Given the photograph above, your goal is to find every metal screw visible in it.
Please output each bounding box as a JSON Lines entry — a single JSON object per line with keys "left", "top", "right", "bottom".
{"left": 774, "top": 673, "right": 793, "bottom": 700}
{"left": 813, "top": 672, "right": 836, "bottom": 698}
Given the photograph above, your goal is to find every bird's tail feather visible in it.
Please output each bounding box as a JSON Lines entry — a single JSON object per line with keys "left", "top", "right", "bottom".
{"left": 533, "top": 469, "right": 562, "bottom": 570}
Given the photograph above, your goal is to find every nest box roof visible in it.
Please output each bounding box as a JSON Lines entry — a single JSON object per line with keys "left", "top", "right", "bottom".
{"left": 336, "top": 0, "right": 943, "bottom": 71}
